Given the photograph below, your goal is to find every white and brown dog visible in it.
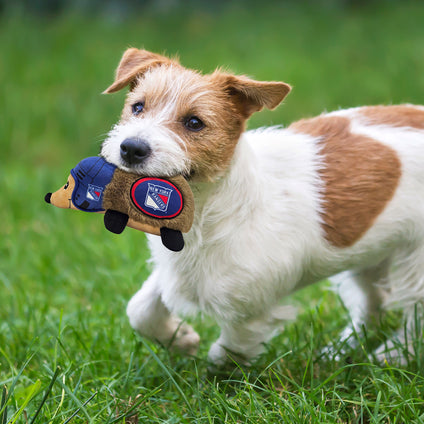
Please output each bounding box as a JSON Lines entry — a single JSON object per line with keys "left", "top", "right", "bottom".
{"left": 101, "top": 48, "right": 424, "bottom": 365}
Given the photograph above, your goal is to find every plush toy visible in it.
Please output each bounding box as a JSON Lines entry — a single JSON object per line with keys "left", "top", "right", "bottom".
{"left": 44, "top": 156, "right": 194, "bottom": 252}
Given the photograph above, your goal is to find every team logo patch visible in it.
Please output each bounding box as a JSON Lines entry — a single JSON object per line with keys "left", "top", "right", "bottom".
{"left": 145, "top": 183, "right": 172, "bottom": 212}
{"left": 86, "top": 184, "right": 103, "bottom": 202}
{"left": 131, "top": 178, "right": 183, "bottom": 219}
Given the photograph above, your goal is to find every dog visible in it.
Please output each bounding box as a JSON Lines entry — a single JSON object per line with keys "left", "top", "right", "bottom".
{"left": 101, "top": 48, "right": 424, "bottom": 365}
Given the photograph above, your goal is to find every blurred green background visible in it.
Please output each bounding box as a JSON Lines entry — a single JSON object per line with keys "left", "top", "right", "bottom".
{"left": 2, "top": 0, "right": 424, "bottom": 171}
{"left": 3, "top": 0, "right": 424, "bottom": 309}
{"left": 1, "top": 1, "right": 424, "bottom": 422}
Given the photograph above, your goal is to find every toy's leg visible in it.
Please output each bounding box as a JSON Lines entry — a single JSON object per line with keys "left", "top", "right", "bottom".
{"left": 208, "top": 305, "right": 296, "bottom": 366}
{"left": 160, "top": 228, "right": 184, "bottom": 252}
{"left": 127, "top": 270, "right": 200, "bottom": 355}
{"left": 104, "top": 210, "right": 129, "bottom": 234}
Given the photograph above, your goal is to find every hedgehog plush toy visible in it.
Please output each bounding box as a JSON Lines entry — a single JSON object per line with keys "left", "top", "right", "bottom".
{"left": 45, "top": 156, "right": 194, "bottom": 252}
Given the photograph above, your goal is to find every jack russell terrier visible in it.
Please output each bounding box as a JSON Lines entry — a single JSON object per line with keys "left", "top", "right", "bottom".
{"left": 101, "top": 48, "right": 424, "bottom": 365}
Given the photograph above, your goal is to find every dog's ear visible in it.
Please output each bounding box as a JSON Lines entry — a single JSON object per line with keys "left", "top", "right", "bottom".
{"left": 214, "top": 72, "right": 291, "bottom": 118}
{"left": 103, "top": 48, "right": 175, "bottom": 94}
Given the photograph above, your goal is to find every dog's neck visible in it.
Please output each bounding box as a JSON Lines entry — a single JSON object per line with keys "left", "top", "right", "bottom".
{"left": 188, "top": 135, "right": 259, "bottom": 224}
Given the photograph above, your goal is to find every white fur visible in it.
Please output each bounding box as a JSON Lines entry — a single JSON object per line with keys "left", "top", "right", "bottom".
{"left": 103, "top": 105, "right": 424, "bottom": 364}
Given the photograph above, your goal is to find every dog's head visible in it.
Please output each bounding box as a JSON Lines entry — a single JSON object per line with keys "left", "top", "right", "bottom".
{"left": 101, "top": 48, "right": 291, "bottom": 181}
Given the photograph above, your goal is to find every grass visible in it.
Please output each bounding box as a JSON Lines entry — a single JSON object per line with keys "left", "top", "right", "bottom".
{"left": 2, "top": 2, "right": 424, "bottom": 422}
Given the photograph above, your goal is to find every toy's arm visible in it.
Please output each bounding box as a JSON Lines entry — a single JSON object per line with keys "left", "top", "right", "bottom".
{"left": 104, "top": 210, "right": 129, "bottom": 234}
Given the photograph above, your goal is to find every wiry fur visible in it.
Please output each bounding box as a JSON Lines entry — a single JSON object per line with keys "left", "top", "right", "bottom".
{"left": 101, "top": 49, "right": 424, "bottom": 365}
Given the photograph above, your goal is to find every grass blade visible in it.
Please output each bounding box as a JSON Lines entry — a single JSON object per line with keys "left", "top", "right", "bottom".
{"left": 0, "top": 352, "right": 35, "bottom": 417}
{"left": 9, "top": 380, "right": 42, "bottom": 424}
{"left": 1, "top": 386, "right": 8, "bottom": 424}
{"left": 140, "top": 339, "right": 194, "bottom": 415}
{"left": 62, "top": 391, "right": 97, "bottom": 424}
{"left": 29, "top": 367, "right": 61, "bottom": 424}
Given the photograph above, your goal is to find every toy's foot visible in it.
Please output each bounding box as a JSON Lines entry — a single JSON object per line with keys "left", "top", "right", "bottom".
{"left": 160, "top": 228, "right": 184, "bottom": 252}
{"left": 104, "top": 210, "right": 129, "bottom": 234}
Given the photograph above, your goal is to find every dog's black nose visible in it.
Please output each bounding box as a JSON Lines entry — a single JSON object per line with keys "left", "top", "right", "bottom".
{"left": 45, "top": 192, "right": 52, "bottom": 203}
{"left": 120, "top": 138, "right": 151, "bottom": 165}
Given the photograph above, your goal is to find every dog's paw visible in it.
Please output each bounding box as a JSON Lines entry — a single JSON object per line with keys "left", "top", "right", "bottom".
{"left": 374, "top": 340, "right": 408, "bottom": 366}
{"left": 321, "top": 344, "right": 344, "bottom": 362}
{"left": 321, "top": 326, "right": 360, "bottom": 362}
{"left": 208, "top": 342, "right": 228, "bottom": 367}
{"left": 168, "top": 322, "right": 200, "bottom": 356}
{"left": 207, "top": 342, "right": 251, "bottom": 369}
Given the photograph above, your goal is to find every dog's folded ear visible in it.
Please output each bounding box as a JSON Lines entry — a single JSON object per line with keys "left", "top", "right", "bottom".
{"left": 214, "top": 72, "right": 291, "bottom": 118}
{"left": 103, "top": 48, "right": 177, "bottom": 94}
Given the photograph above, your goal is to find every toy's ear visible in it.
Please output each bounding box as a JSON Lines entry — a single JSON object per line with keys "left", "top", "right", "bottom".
{"left": 211, "top": 71, "right": 291, "bottom": 118}
{"left": 103, "top": 48, "right": 177, "bottom": 94}
{"left": 45, "top": 174, "right": 76, "bottom": 209}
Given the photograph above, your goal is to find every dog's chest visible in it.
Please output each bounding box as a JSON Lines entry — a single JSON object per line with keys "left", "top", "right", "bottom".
{"left": 149, "top": 135, "right": 328, "bottom": 316}
{"left": 151, "top": 217, "right": 249, "bottom": 316}
{"left": 149, "top": 197, "right": 321, "bottom": 319}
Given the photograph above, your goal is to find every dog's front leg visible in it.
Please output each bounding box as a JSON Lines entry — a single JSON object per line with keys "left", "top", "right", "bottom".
{"left": 126, "top": 269, "right": 200, "bottom": 355}
{"left": 208, "top": 305, "right": 295, "bottom": 367}
{"left": 208, "top": 321, "right": 270, "bottom": 367}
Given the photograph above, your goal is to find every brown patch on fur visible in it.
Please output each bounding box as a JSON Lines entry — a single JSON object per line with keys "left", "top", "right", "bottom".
{"left": 290, "top": 115, "right": 401, "bottom": 247}
{"left": 181, "top": 72, "right": 290, "bottom": 179}
{"left": 103, "top": 48, "right": 178, "bottom": 94}
{"left": 359, "top": 105, "right": 424, "bottom": 130}
{"left": 211, "top": 72, "right": 291, "bottom": 118}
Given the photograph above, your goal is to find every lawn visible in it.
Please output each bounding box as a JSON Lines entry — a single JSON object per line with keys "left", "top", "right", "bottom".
{"left": 1, "top": 2, "right": 424, "bottom": 422}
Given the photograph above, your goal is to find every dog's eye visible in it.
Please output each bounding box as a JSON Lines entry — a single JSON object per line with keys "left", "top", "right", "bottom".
{"left": 64, "top": 181, "right": 69, "bottom": 189}
{"left": 132, "top": 102, "right": 145, "bottom": 116}
{"left": 184, "top": 116, "right": 205, "bottom": 132}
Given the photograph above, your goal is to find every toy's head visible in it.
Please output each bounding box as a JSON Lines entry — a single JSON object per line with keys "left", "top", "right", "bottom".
{"left": 45, "top": 174, "right": 77, "bottom": 209}
{"left": 45, "top": 157, "right": 116, "bottom": 212}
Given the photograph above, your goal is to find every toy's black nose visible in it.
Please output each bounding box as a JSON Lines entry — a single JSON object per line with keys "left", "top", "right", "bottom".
{"left": 45, "top": 192, "right": 52, "bottom": 203}
{"left": 120, "top": 138, "right": 151, "bottom": 166}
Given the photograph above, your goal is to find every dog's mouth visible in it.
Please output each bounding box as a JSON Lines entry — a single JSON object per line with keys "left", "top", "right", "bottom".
{"left": 109, "top": 156, "right": 195, "bottom": 181}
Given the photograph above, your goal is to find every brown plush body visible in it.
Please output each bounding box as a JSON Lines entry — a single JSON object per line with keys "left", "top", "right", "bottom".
{"left": 103, "top": 169, "right": 193, "bottom": 235}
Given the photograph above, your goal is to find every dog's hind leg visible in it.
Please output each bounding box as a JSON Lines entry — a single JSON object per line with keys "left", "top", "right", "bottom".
{"left": 326, "top": 260, "right": 389, "bottom": 357}
{"left": 375, "top": 242, "right": 424, "bottom": 364}
{"left": 126, "top": 269, "right": 200, "bottom": 355}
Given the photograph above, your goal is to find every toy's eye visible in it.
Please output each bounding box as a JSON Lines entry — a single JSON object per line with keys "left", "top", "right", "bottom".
{"left": 64, "top": 181, "right": 69, "bottom": 190}
{"left": 184, "top": 116, "right": 205, "bottom": 132}
{"left": 132, "top": 102, "right": 145, "bottom": 116}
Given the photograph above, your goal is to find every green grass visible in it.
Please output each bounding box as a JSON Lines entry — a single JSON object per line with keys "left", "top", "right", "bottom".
{"left": 2, "top": 2, "right": 424, "bottom": 422}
